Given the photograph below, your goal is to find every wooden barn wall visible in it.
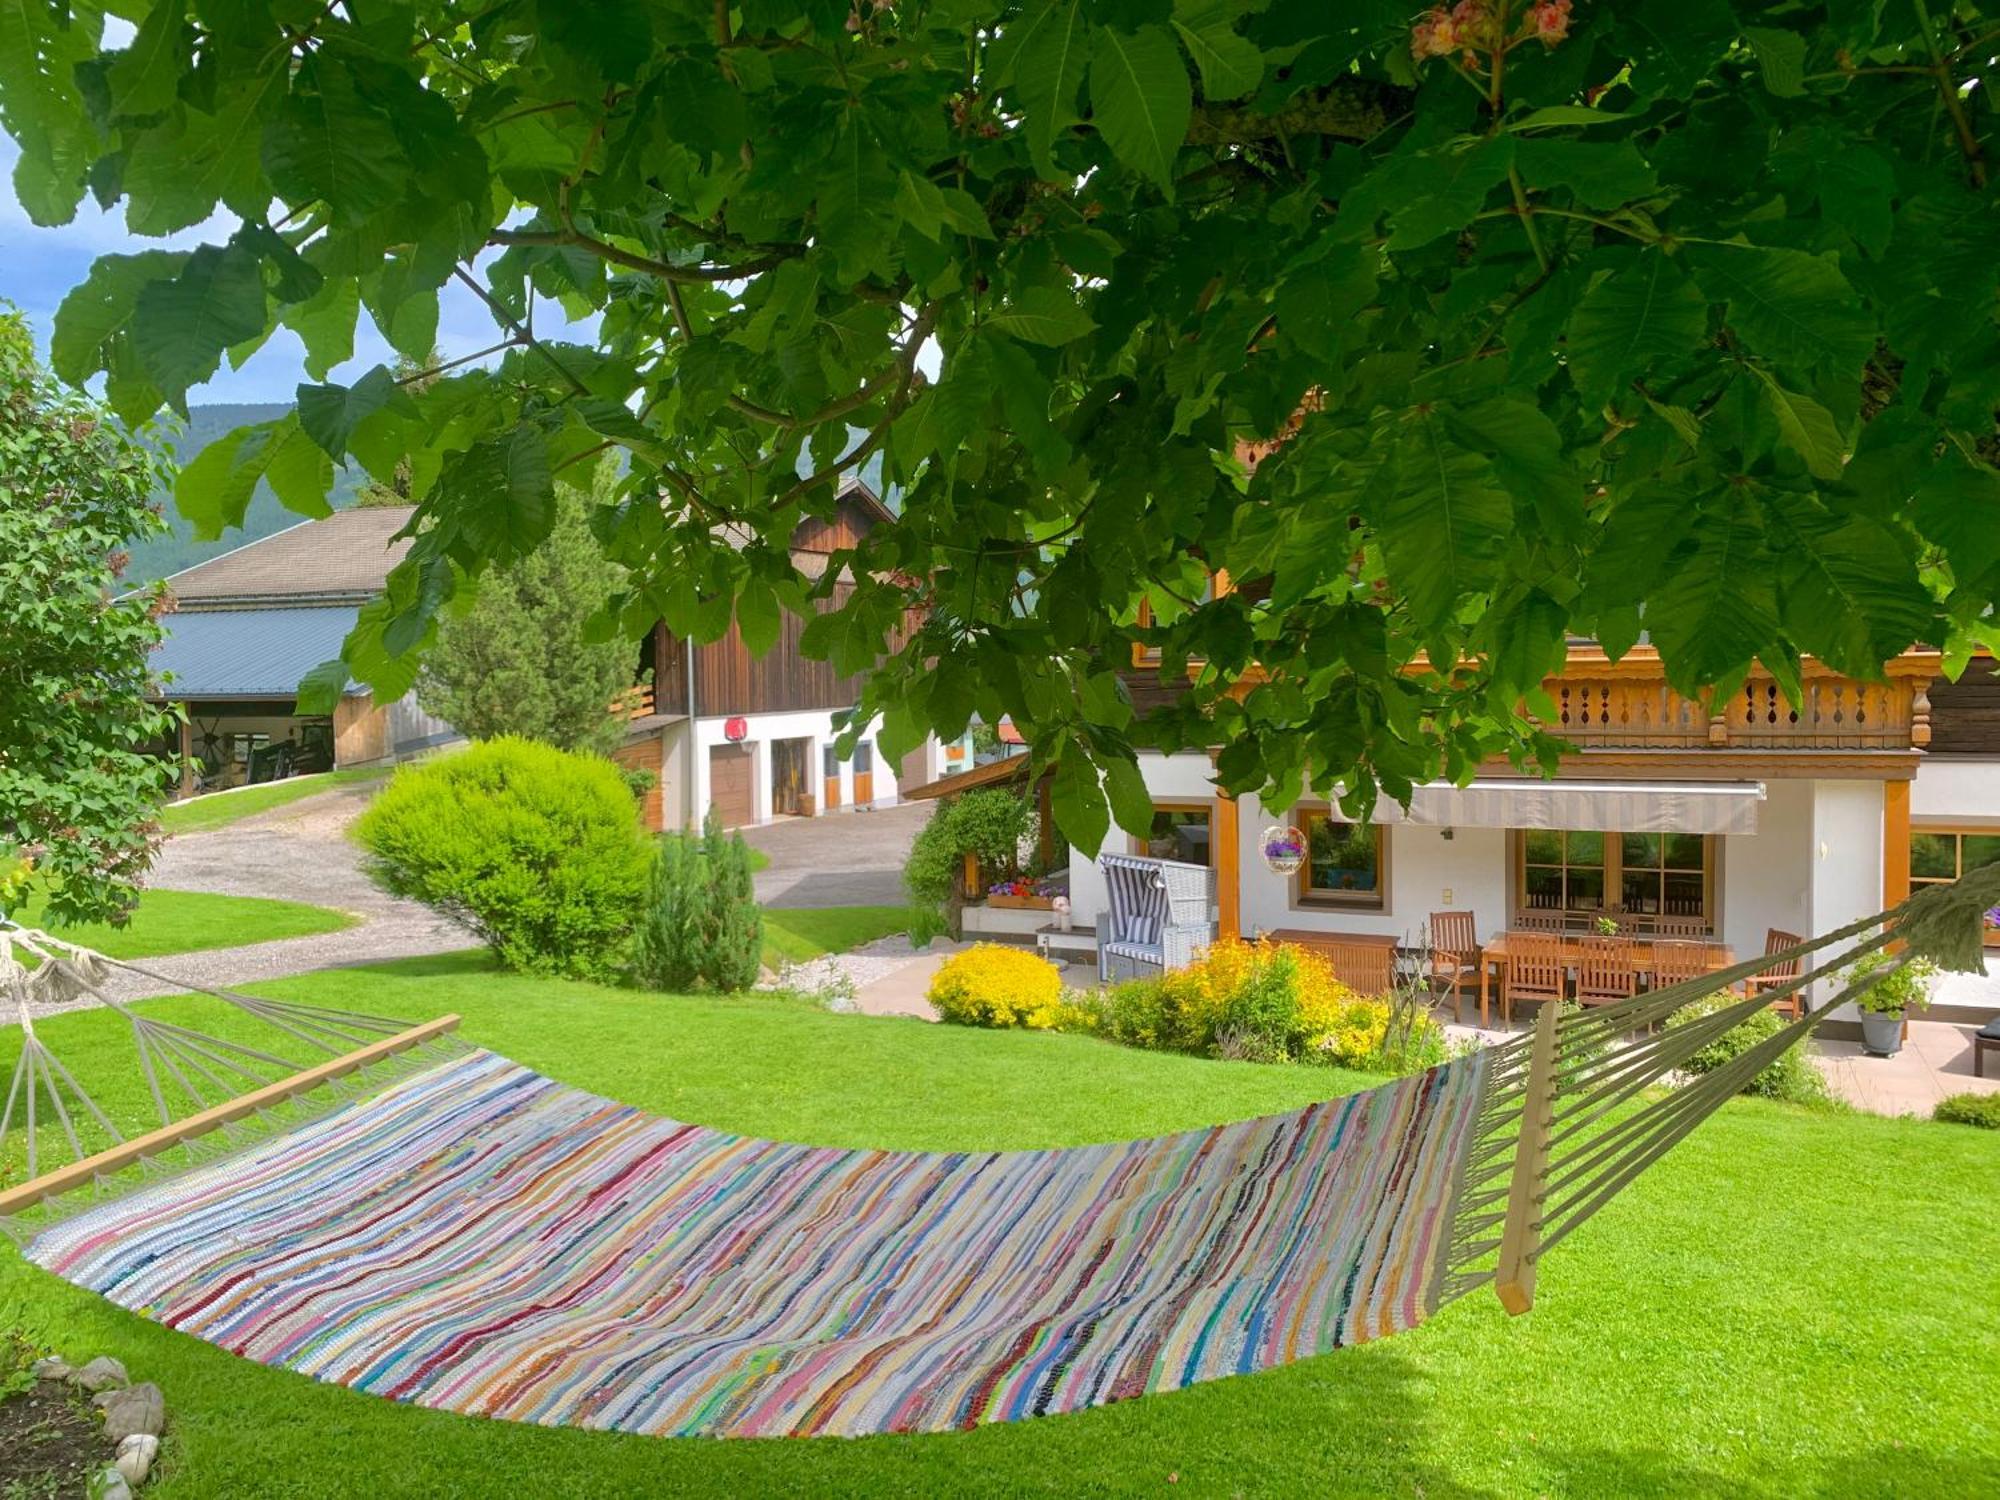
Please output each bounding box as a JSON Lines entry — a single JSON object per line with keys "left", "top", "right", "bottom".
{"left": 652, "top": 582, "right": 873, "bottom": 718}
{"left": 1927, "top": 672, "right": 2000, "bottom": 755}
{"left": 792, "top": 497, "right": 879, "bottom": 555}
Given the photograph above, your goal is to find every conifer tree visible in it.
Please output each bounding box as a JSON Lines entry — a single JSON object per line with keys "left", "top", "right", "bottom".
{"left": 417, "top": 466, "right": 637, "bottom": 756}
{"left": 699, "top": 809, "right": 764, "bottom": 993}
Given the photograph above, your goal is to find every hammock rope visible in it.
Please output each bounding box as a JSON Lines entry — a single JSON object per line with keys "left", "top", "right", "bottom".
{"left": 1, "top": 865, "right": 1994, "bottom": 1439}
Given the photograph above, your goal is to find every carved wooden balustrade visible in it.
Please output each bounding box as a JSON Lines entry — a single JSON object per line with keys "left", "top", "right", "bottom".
{"left": 1545, "top": 673, "right": 1932, "bottom": 752}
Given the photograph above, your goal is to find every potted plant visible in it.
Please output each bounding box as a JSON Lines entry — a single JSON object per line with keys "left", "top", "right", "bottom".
{"left": 1594, "top": 915, "right": 1621, "bottom": 936}
{"left": 1847, "top": 949, "right": 1939, "bottom": 1058}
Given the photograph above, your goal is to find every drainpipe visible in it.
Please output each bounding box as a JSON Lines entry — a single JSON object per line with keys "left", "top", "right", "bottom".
{"left": 684, "top": 635, "right": 698, "bottom": 830}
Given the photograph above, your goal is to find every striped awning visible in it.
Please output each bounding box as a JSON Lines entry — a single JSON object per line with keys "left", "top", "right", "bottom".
{"left": 1371, "top": 779, "right": 1766, "bottom": 836}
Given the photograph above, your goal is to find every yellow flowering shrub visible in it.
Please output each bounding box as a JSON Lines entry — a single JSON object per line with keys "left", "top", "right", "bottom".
{"left": 928, "top": 943, "right": 1069, "bottom": 1029}
{"left": 1096, "top": 937, "right": 1448, "bottom": 1072}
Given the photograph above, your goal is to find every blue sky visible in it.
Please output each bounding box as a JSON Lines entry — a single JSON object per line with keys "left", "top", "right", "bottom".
{"left": 0, "top": 132, "right": 584, "bottom": 409}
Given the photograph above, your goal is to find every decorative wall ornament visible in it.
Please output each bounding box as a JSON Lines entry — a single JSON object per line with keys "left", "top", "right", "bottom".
{"left": 1261, "top": 825, "right": 1307, "bottom": 875}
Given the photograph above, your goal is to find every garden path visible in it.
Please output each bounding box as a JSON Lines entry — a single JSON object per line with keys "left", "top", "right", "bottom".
{"left": 43, "top": 782, "right": 479, "bottom": 1013}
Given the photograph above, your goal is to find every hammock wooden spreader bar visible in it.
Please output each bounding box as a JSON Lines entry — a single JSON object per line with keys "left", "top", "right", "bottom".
{"left": 0, "top": 921, "right": 468, "bottom": 1225}
{"left": 0, "top": 1014, "right": 461, "bottom": 1219}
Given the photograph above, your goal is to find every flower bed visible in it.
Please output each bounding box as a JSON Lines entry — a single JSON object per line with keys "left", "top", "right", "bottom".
{"left": 927, "top": 936, "right": 1449, "bottom": 1078}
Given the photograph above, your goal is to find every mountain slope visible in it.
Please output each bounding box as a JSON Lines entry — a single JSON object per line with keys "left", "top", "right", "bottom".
{"left": 124, "top": 404, "right": 367, "bottom": 583}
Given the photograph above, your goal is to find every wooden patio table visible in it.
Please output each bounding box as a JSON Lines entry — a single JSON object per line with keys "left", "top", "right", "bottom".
{"left": 1262, "top": 929, "right": 1400, "bottom": 952}
{"left": 1477, "top": 934, "right": 1735, "bottom": 1029}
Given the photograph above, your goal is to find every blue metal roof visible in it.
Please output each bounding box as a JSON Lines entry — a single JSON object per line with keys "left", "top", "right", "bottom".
{"left": 153, "top": 606, "right": 359, "bottom": 700}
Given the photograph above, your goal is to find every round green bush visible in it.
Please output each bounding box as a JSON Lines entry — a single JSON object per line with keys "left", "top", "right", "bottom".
{"left": 355, "top": 738, "right": 653, "bottom": 981}
{"left": 1934, "top": 1092, "right": 2000, "bottom": 1129}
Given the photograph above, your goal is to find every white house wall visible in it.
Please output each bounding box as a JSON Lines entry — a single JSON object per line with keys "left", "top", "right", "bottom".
{"left": 1807, "top": 780, "right": 1889, "bottom": 1012}
{"left": 1237, "top": 813, "right": 1507, "bottom": 945}
{"left": 689, "top": 709, "right": 914, "bottom": 828}
{"left": 1718, "top": 779, "right": 1813, "bottom": 960}
{"left": 1911, "top": 758, "right": 2000, "bottom": 827}
{"left": 658, "top": 721, "right": 694, "bottom": 831}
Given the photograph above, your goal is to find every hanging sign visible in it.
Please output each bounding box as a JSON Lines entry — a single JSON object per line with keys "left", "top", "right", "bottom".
{"left": 724, "top": 716, "right": 749, "bottom": 742}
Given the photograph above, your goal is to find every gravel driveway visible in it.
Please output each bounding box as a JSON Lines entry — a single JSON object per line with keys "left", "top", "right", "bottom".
{"left": 28, "top": 787, "right": 928, "bottom": 1013}
{"left": 74, "top": 781, "right": 479, "bottom": 1008}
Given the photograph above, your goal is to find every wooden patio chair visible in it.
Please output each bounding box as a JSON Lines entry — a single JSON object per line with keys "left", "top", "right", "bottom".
{"left": 1649, "top": 939, "right": 1712, "bottom": 993}
{"left": 1745, "top": 928, "right": 1807, "bottom": 1019}
{"left": 1502, "top": 933, "right": 1567, "bottom": 1025}
{"left": 1651, "top": 915, "right": 1709, "bottom": 939}
{"left": 1513, "top": 910, "right": 1565, "bottom": 933}
{"left": 1575, "top": 935, "right": 1637, "bottom": 1009}
{"left": 1428, "top": 910, "right": 1480, "bottom": 1023}
{"left": 1321, "top": 940, "right": 1396, "bottom": 998}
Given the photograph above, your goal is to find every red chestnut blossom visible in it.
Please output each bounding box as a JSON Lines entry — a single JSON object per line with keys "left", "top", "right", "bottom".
{"left": 1410, "top": 7, "right": 1458, "bottom": 60}
{"left": 1532, "top": 0, "right": 1572, "bottom": 44}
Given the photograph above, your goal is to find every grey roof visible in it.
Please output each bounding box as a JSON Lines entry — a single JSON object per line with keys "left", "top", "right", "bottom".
{"left": 152, "top": 606, "right": 359, "bottom": 700}
{"left": 166, "top": 507, "right": 416, "bottom": 605}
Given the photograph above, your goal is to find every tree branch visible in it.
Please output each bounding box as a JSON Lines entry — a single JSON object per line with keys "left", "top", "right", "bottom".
{"left": 775, "top": 306, "right": 936, "bottom": 506}
{"left": 728, "top": 309, "right": 935, "bottom": 428}
{"left": 1186, "top": 80, "right": 1407, "bottom": 148}
{"left": 488, "top": 227, "right": 793, "bottom": 283}
{"left": 451, "top": 268, "right": 589, "bottom": 398}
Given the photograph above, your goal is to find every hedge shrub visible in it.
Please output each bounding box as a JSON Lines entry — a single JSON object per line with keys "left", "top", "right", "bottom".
{"left": 904, "top": 788, "right": 1034, "bottom": 940}
{"left": 1664, "top": 992, "right": 1832, "bottom": 1107}
{"left": 355, "top": 738, "right": 652, "bottom": 980}
{"left": 1934, "top": 1092, "right": 2000, "bottom": 1129}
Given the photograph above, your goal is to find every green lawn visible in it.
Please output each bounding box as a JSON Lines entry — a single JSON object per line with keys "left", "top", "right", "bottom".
{"left": 3, "top": 954, "right": 1995, "bottom": 1498}
{"left": 761, "top": 903, "right": 907, "bottom": 967}
{"left": 159, "top": 769, "right": 389, "bottom": 836}
{"left": 7, "top": 887, "right": 354, "bottom": 961}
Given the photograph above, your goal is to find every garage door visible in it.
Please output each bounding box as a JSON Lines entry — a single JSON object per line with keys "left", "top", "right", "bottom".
{"left": 708, "top": 744, "right": 755, "bottom": 828}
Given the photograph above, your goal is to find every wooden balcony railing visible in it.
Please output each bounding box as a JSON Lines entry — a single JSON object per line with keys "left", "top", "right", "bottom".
{"left": 612, "top": 684, "right": 656, "bottom": 720}
{"left": 1545, "top": 674, "right": 1931, "bottom": 752}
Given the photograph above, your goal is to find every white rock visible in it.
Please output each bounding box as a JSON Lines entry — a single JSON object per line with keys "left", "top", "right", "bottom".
{"left": 69, "top": 1355, "right": 128, "bottom": 1392}
{"left": 115, "top": 1433, "right": 160, "bottom": 1486}
{"left": 100, "top": 1381, "right": 165, "bottom": 1442}
{"left": 94, "top": 1469, "right": 134, "bottom": 1500}
{"left": 30, "top": 1356, "right": 71, "bottom": 1381}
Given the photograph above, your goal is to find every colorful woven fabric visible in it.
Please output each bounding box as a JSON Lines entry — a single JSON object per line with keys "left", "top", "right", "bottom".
{"left": 29, "top": 1048, "right": 1489, "bottom": 1438}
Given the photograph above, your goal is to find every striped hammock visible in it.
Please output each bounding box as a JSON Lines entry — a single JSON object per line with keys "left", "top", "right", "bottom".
{"left": 2, "top": 869, "right": 1993, "bottom": 1440}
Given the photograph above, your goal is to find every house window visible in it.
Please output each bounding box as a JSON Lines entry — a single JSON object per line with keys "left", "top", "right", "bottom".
{"left": 1522, "top": 830, "right": 1606, "bottom": 915}
{"left": 1138, "top": 803, "right": 1211, "bottom": 866}
{"left": 1516, "top": 830, "right": 1715, "bottom": 930}
{"left": 1911, "top": 829, "right": 2000, "bottom": 944}
{"left": 822, "top": 743, "right": 840, "bottom": 778}
{"left": 1618, "top": 833, "right": 1709, "bottom": 921}
{"left": 854, "top": 740, "right": 874, "bottom": 773}
{"left": 1298, "top": 813, "right": 1386, "bottom": 908}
